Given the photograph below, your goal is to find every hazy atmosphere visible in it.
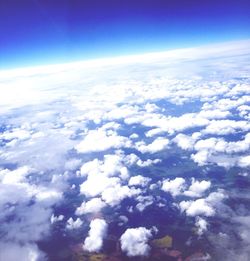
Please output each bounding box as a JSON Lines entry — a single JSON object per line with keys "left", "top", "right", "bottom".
{"left": 0, "top": 1, "right": 250, "bottom": 261}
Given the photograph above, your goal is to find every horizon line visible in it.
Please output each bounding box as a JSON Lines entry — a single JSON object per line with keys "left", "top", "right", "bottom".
{"left": 1, "top": 38, "right": 250, "bottom": 77}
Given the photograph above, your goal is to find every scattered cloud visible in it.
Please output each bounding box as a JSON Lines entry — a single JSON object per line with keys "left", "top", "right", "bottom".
{"left": 184, "top": 179, "right": 211, "bottom": 198}
{"left": 179, "top": 198, "right": 215, "bottom": 217}
{"left": 136, "top": 137, "right": 169, "bottom": 154}
{"left": 75, "top": 198, "right": 106, "bottom": 215}
{"left": 179, "top": 191, "right": 225, "bottom": 217}
{"left": 120, "top": 227, "right": 153, "bottom": 257}
{"left": 101, "top": 184, "right": 140, "bottom": 207}
{"left": 83, "top": 219, "right": 108, "bottom": 252}
{"left": 135, "top": 195, "right": 154, "bottom": 212}
{"left": 162, "top": 177, "right": 186, "bottom": 196}
{"left": 128, "top": 175, "right": 151, "bottom": 187}
{"left": 75, "top": 129, "right": 131, "bottom": 154}
{"left": 50, "top": 214, "right": 64, "bottom": 224}
{"left": 66, "top": 217, "right": 83, "bottom": 230}
{"left": 0, "top": 40, "right": 249, "bottom": 260}
{"left": 195, "top": 217, "right": 208, "bottom": 236}
{"left": 80, "top": 175, "right": 120, "bottom": 197}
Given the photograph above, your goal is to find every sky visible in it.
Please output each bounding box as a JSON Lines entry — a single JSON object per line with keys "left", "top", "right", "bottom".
{"left": 0, "top": 0, "right": 250, "bottom": 69}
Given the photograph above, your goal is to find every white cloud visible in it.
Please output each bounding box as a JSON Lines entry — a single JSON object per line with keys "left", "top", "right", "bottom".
{"left": 198, "top": 109, "right": 231, "bottom": 119}
{"left": 142, "top": 113, "right": 209, "bottom": 135}
{"left": 1, "top": 40, "right": 250, "bottom": 260}
{"left": 80, "top": 175, "right": 120, "bottom": 197}
{"left": 120, "top": 227, "right": 153, "bottom": 257}
{"left": 179, "top": 191, "right": 225, "bottom": 217}
{"left": 0, "top": 164, "right": 65, "bottom": 255}
{"left": 238, "top": 155, "right": 250, "bottom": 167}
{"left": 173, "top": 133, "right": 201, "bottom": 150}
{"left": 79, "top": 159, "right": 102, "bottom": 177}
{"left": 194, "top": 138, "right": 217, "bottom": 151}
{"left": 101, "top": 184, "right": 140, "bottom": 206}
{"left": 129, "top": 133, "right": 139, "bottom": 139}
{"left": 136, "top": 137, "right": 169, "bottom": 154}
{"left": 203, "top": 96, "right": 250, "bottom": 112}
{"left": 80, "top": 154, "right": 128, "bottom": 178}
{"left": 145, "top": 128, "right": 165, "bottom": 138}
{"left": 145, "top": 103, "right": 160, "bottom": 113}
{"left": 128, "top": 175, "right": 151, "bottom": 187}
{"left": 79, "top": 154, "right": 136, "bottom": 198}
{"left": 0, "top": 202, "right": 53, "bottom": 242}
{"left": 195, "top": 217, "right": 208, "bottom": 236}
{"left": 0, "top": 166, "right": 31, "bottom": 184}
{"left": 104, "top": 104, "right": 139, "bottom": 121}
{"left": 135, "top": 195, "right": 154, "bottom": 212}
{"left": 50, "top": 214, "right": 64, "bottom": 224}
{"left": 0, "top": 129, "right": 77, "bottom": 172}
{"left": 191, "top": 150, "right": 210, "bottom": 166}
{"left": 202, "top": 120, "right": 250, "bottom": 135}
{"left": 237, "top": 104, "right": 250, "bottom": 119}
{"left": 123, "top": 153, "right": 161, "bottom": 167}
{"left": 101, "top": 154, "right": 127, "bottom": 177}
{"left": 179, "top": 199, "right": 215, "bottom": 217}
{"left": 206, "top": 190, "right": 225, "bottom": 204}
{"left": 0, "top": 242, "right": 46, "bottom": 261}
{"left": 75, "top": 129, "right": 131, "bottom": 153}
{"left": 64, "top": 158, "right": 82, "bottom": 171}
{"left": 124, "top": 153, "right": 140, "bottom": 165}
{"left": 162, "top": 177, "right": 186, "bottom": 196}
{"left": 83, "top": 219, "right": 108, "bottom": 252}
{"left": 136, "top": 158, "right": 161, "bottom": 167}
{"left": 184, "top": 179, "right": 211, "bottom": 198}
{"left": 66, "top": 217, "right": 83, "bottom": 230}
{"left": 0, "top": 128, "right": 31, "bottom": 141}
{"left": 191, "top": 134, "right": 250, "bottom": 167}
{"left": 118, "top": 215, "right": 129, "bottom": 226}
{"left": 75, "top": 198, "right": 106, "bottom": 215}
{"left": 35, "top": 188, "right": 62, "bottom": 204}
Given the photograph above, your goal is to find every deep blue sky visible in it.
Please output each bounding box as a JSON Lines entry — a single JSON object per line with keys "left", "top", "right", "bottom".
{"left": 0, "top": 0, "right": 250, "bottom": 69}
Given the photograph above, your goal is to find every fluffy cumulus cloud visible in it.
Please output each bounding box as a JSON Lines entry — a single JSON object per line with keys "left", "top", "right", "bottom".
{"left": 161, "top": 177, "right": 211, "bottom": 198}
{"left": 184, "top": 179, "right": 211, "bottom": 198}
{"left": 123, "top": 153, "right": 161, "bottom": 167}
{"left": 136, "top": 137, "right": 169, "bottom": 154}
{"left": 238, "top": 155, "right": 250, "bottom": 167}
{"left": 66, "top": 217, "right": 83, "bottom": 230}
{"left": 173, "top": 133, "right": 201, "bottom": 150}
{"left": 75, "top": 129, "right": 131, "bottom": 153}
{"left": 0, "top": 166, "right": 31, "bottom": 184}
{"left": 138, "top": 113, "right": 209, "bottom": 136}
{"left": 75, "top": 198, "right": 106, "bottom": 215}
{"left": 79, "top": 154, "right": 131, "bottom": 198}
{"left": 162, "top": 177, "right": 186, "bottom": 196}
{"left": 179, "top": 191, "right": 225, "bottom": 217}
{"left": 101, "top": 184, "right": 140, "bottom": 206}
{"left": 78, "top": 153, "right": 146, "bottom": 205}
{"left": 135, "top": 195, "right": 154, "bottom": 212}
{"left": 174, "top": 132, "right": 250, "bottom": 168}
{"left": 120, "top": 227, "right": 153, "bottom": 257}
{"left": 80, "top": 174, "right": 120, "bottom": 197}
{"left": 179, "top": 198, "right": 215, "bottom": 217}
{"left": 202, "top": 119, "right": 250, "bottom": 135}
{"left": 195, "top": 217, "right": 208, "bottom": 236}
{"left": 83, "top": 219, "right": 108, "bottom": 252}
{"left": 136, "top": 158, "right": 161, "bottom": 167}
{"left": 128, "top": 175, "right": 151, "bottom": 187}
{"left": 50, "top": 214, "right": 64, "bottom": 224}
